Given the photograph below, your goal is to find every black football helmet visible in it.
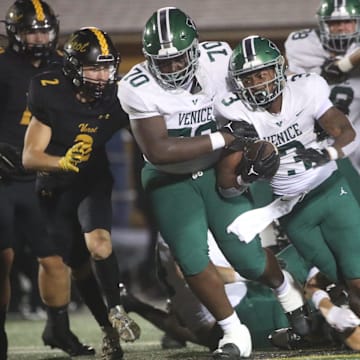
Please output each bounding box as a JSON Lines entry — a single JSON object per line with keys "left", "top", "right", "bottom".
{"left": 62, "top": 27, "right": 120, "bottom": 101}
{"left": 4, "top": 0, "right": 59, "bottom": 59}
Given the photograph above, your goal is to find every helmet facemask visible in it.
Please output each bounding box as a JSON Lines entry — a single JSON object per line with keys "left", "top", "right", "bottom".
{"left": 63, "top": 27, "right": 120, "bottom": 102}
{"left": 79, "top": 61, "right": 118, "bottom": 101}
{"left": 229, "top": 36, "right": 286, "bottom": 109}
{"left": 15, "top": 25, "right": 58, "bottom": 59}
{"left": 145, "top": 38, "right": 199, "bottom": 90}
{"left": 317, "top": 0, "right": 360, "bottom": 54}
{"left": 5, "top": 0, "right": 59, "bottom": 59}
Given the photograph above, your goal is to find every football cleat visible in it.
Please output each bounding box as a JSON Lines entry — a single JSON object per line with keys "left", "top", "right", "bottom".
{"left": 101, "top": 326, "right": 124, "bottom": 360}
{"left": 286, "top": 305, "right": 311, "bottom": 336}
{"left": 212, "top": 343, "right": 242, "bottom": 359}
{"left": 268, "top": 327, "right": 310, "bottom": 350}
{"left": 108, "top": 305, "right": 141, "bottom": 342}
{"left": 42, "top": 324, "right": 95, "bottom": 357}
{"left": 213, "top": 324, "right": 252, "bottom": 359}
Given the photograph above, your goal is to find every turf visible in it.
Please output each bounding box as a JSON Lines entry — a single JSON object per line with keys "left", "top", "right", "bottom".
{"left": 6, "top": 310, "right": 360, "bottom": 359}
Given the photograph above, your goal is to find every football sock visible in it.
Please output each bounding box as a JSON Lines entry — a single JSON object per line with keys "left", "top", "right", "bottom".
{"left": 46, "top": 304, "right": 70, "bottom": 331}
{"left": 94, "top": 252, "right": 121, "bottom": 310}
{"left": 74, "top": 271, "right": 110, "bottom": 327}
{"left": 217, "top": 311, "right": 242, "bottom": 335}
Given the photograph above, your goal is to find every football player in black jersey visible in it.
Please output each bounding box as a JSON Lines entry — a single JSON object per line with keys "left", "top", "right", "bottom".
{"left": 0, "top": 1, "right": 96, "bottom": 359}
{"left": 0, "top": 1, "right": 123, "bottom": 359}
{"left": 22, "top": 26, "right": 141, "bottom": 359}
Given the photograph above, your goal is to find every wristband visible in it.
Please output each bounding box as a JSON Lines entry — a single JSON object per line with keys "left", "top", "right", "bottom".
{"left": 325, "top": 146, "right": 339, "bottom": 160}
{"left": 306, "top": 266, "right": 320, "bottom": 282}
{"left": 337, "top": 56, "right": 354, "bottom": 73}
{"left": 209, "top": 132, "right": 226, "bottom": 151}
{"left": 312, "top": 289, "right": 330, "bottom": 310}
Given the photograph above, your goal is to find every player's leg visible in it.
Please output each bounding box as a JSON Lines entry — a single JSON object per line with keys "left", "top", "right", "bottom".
{"left": 36, "top": 188, "right": 95, "bottom": 356}
{"left": 0, "top": 247, "right": 13, "bottom": 360}
{"left": 143, "top": 167, "right": 251, "bottom": 358}
{"left": 71, "top": 250, "right": 123, "bottom": 360}
{"left": 79, "top": 175, "right": 140, "bottom": 344}
{"left": 206, "top": 169, "right": 309, "bottom": 338}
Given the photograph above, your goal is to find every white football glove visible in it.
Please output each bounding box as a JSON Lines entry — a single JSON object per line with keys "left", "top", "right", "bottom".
{"left": 326, "top": 306, "right": 360, "bottom": 332}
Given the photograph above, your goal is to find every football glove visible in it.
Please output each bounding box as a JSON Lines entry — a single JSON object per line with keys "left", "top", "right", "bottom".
{"left": 320, "top": 58, "right": 348, "bottom": 85}
{"left": 58, "top": 142, "right": 92, "bottom": 173}
{"left": 220, "top": 120, "right": 259, "bottom": 151}
{"left": 0, "top": 142, "right": 27, "bottom": 182}
{"left": 238, "top": 141, "right": 280, "bottom": 183}
{"left": 295, "top": 148, "right": 331, "bottom": 167}
{"left": 326, "top": 306, "right": 360, "bottom": 333}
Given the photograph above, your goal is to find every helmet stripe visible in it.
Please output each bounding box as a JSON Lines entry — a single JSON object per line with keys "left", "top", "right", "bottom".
{"left": 32, "top": 0, "right": 45, "bottom": 22}
{"left": 89, "top": 27, "right": 109, "bottom": 55}
{"left": 334, "top": 0, "right": 346, "bottom": 8}
{"left": 157, "top": 7, "right": 176, "bottom": 48}
{"left": 242, "top": 36, "right": 257, "bottom": 62}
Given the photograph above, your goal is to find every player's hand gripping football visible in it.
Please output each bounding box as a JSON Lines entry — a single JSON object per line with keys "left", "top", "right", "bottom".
{"left": 295, "top": 148, "right": 331, "bottom": 168}
{"left": 220, "top": 120, "right": 259, "bottom": 151}
{"left": 238, "top": 140, "right": 280, "bottom": 183}
{"left": 58, "top": 141, "right": 92, "bottom": 173}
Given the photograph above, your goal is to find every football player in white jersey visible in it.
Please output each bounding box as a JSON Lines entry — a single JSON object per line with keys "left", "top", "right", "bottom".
{"left": 285, "top": 0, "right": 360, "bottom": 203}
{"left": 216, "top": 34, "right": 360, "bottom": 349}
{"left": 118, "top": 7, "right": 309, "bottom": 359}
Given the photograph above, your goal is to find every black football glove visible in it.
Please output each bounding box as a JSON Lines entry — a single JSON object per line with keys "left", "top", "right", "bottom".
{"left": 320, "top": 58, "right": 348, "bottom": 85}
{"left": 220, "top": 120, "right": 259, "bottom": 151}
{"left": 238, "top": 143, "right": 280, "bottom": 183}
{"left": 295, "top": 148, "right": 331, "bottom": 167}
{"left": 0, "top": 142, "right": 27, "bottom": 182}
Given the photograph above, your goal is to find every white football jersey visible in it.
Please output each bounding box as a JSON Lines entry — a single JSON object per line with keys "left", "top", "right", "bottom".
{"left": 118, "top": 41, "right": 231, "bottom": 174}
{"left": 216, "top": 73, "right": 337, "bottom": 197}
{"left": 285, "top": 29, "right": 360, "bottom": 171}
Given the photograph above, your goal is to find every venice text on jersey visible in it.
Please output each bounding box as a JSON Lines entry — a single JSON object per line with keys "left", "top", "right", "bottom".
{"left": 178, "top": 106, "right": 214, "bottom": 126}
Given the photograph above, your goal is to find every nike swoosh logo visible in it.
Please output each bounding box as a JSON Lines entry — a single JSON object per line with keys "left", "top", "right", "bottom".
{"left": 295, "top": 109, "right": 305, "bottom": 117}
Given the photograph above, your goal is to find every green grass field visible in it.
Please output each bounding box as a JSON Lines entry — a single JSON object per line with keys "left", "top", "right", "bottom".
{"left": 6, "top": 310, "right": 360, "bottom": 360}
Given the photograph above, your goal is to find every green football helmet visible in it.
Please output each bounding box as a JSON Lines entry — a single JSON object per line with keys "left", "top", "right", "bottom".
{"left": 317, "top": 0, "right": 360, "bottom": 53}
{"left": 142, "top": 7, "right": 199, "bottom": 90}
{"left": 228, "top": 35, "right": 286, "bottom": 108}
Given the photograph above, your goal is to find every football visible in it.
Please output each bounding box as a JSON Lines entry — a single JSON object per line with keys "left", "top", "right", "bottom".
{"left": 240, "top": 140, "right": 280, "bottom": 182}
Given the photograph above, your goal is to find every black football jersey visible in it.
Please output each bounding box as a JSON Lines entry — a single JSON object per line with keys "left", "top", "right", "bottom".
{"left": 28, "top": 69, "right": 129, "bottom": 187}
{"left": 0, "top": 47, "right": 62, "bottom": 148}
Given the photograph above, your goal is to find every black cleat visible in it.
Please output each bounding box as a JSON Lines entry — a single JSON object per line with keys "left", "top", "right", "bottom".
{"left": 42, "top": 324, "right": 95, "bottom": 357}
{"left": 268, "top": 327, "right": 310, "bottom": 350}
{"left": 212, "top": 343, "right": 242, "bottom": 359}
{"left": 101, "top": 327, "right": 124, "bottom": 360}
{"left": 286, "top": 305, "right": 311, "bottom": 336}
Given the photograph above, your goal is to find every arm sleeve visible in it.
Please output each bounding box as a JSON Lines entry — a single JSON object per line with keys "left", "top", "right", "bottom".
{"left": 27, "top": 77, "right": 51, "bottom": 126}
